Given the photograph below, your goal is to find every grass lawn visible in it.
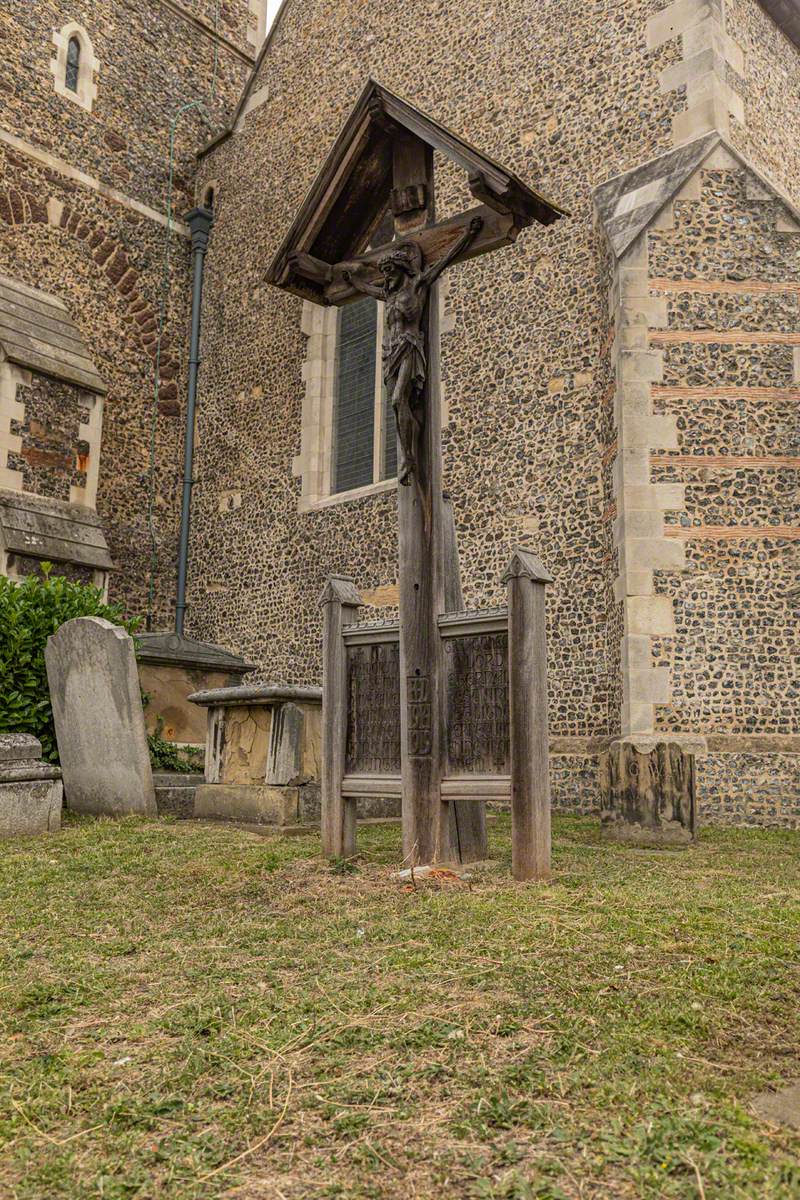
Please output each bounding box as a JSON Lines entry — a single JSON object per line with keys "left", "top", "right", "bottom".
{"left": 1, "top": 815, "right": 799, "bottom": 1199}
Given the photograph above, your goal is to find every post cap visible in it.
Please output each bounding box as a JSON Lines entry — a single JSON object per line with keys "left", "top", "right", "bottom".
{"left": 501, "top": 546, "right": 553, "bottom": 585}
{"left": 318, "top": 574, "right": 363, "bottom": 608}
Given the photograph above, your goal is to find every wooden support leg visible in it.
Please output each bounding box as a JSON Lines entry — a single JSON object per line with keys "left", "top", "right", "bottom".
{"left": 503, "top": 548, "right": 553, "bottom": 881}
{"left": 393, "top": 136, "right": 452, "bottom": 866}
{"left": 442, "top": 493, "right": 488, "bottom": 862}
{"left": 319, "top": 575, "right": 362, "bottom": 858}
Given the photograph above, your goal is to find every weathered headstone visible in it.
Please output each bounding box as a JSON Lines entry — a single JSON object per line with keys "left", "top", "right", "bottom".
{"left": 45, "top": 616, "right": 156, "bottom": 816}
{"left": 599, "top": 737, "right": 696, "bottom": 846}
{"left": 0, "top": 733, "right": 62, "bottom": 837}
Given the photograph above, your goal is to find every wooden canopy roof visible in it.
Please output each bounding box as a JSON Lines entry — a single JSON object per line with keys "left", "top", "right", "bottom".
{"left": 266, "top": 80, "right": 566, "bottom": 305}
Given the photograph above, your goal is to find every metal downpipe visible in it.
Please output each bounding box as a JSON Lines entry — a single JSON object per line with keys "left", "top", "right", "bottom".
{"left": 175, "top": 205, "right": 213, "bottom": 636}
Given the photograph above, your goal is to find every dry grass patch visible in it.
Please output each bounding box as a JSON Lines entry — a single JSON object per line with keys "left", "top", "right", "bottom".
{"left": 1, "top": 815, "right": 799, "bottom": 1198}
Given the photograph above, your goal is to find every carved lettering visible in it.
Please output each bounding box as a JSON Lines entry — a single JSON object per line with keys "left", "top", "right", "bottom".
{"left": 407, "top": 673, "right": 432, "bottom": 758}
{"left": 444, "top": 633, "right": 509, "bottom": 773}
{"left": 345, "top": 643, "right": 401, "bottom": 774}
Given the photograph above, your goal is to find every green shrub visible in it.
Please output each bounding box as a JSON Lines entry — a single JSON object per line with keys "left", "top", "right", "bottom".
{"left": 147, "top": 717, "right": 203, "bottom": 774}
{"left": 0, "top": 565, "right": 139, "bottom": 763}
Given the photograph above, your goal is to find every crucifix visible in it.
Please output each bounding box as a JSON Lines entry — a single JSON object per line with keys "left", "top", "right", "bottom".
{"left": 267, "top": 82, "right": 564, "bottom": 866}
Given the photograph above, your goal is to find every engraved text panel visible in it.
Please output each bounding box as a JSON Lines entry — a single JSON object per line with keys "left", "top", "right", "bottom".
{"left": 345, "top": 642, "right": 401, "bottom": 774}
{"left": 445, "top": 632, "right": 509, "bottom": 774}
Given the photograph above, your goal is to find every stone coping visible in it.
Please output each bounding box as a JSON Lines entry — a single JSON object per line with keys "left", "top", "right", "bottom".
{"left": 0, "top": 490, "right": 114, "bottom": 572}
{"left": 188, "top": 683, "right": 323, "bottom": 708}
{"left": 137, "top": 631, "right": 255, "bottom": 673}
{"left": 0, "top": 760, "right": 62, "bottom": 783}
{"left": 152, "top": 772, "right": 205, "bottom": 786}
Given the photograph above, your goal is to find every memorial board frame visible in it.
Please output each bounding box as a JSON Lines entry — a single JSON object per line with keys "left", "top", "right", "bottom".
{"left": 321, "top": 548, "right": 552, "bottom": 880}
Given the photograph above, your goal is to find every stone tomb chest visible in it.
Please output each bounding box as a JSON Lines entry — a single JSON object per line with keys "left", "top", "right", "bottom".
{"left": 189, "top": 684, "right": 323, "bottom": 827}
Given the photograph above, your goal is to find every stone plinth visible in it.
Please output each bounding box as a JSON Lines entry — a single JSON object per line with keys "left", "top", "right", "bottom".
{"left": 0, "top": 734, "right": 62, "bottom": 837}
{"left": 599, "top": 737, "right": 700, "bottom": 847}
{"left": 137, "top": 632, "right": 254, "bottom": 746}
{"left": 152, "top": 772, "right": 205, "bottom": 820}
{"left": 45, "top": 617, "right": 156, "bottom": 816}
{"left": 189, "top": 684, "right": 323, "bottom": 826}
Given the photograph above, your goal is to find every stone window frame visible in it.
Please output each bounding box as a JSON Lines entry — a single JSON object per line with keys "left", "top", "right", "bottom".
{"left": 294, "top": 281, "right": 453, "bottom": 513}
{"left": 294, "top": 300, "right": 397, "bottom": 512}
{"left": 197, "top": 178, "right": 219, "bottom": 212}
{"left": 0, "top": 358, "right": 104, "bottom": 508}
{"left": 50, "top": 22, "right": 99, "bottom": 113}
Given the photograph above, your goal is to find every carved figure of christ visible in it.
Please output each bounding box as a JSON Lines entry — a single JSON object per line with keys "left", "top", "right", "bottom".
{"left": 339, "top": 215, "right": 482, "bottom": 486}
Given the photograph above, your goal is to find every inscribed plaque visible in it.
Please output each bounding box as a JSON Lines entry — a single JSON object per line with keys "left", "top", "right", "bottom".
{"left": 345, "top": 642, "right": 401, "bottom": 774}
{"left": 444, "top": 632, "right": 509, "bottom": 774}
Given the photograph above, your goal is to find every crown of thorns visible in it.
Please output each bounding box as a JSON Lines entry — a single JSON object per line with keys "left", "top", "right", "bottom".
{"left": 378, "top": 241, "right": 423, "bottom": 275}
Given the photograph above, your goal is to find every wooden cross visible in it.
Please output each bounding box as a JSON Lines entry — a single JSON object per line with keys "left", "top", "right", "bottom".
{"left": 268, "top": 82, "right": 564, "bottom": 866}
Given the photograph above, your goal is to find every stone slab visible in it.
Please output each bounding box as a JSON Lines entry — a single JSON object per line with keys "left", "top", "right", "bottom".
{"left": 600, "top": 738, "right": 697, "bottom": 846}
{"left": 193, "top": 783, "right": 301, "bottom": 825}
{"left": 153, "top": 772, "right": 204, "bottom": 820}
{"left": 45, "top": 616, "right": 156, "bottom": 817}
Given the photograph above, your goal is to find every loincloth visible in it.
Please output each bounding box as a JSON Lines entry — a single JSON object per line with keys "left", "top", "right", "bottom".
{"left": 382, "top": 332, "right": 426, "bottom": 393}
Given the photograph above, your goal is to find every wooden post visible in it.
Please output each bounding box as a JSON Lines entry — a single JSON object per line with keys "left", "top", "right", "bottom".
{"left": 319, "top": 575, "right": 362, "bottom": 858}
{"left": 502, "top": 547, "right": 553, "bottom": 881}
{"left": 442, "top": 493, "right": 488, "bottom": 862}
{"left": 393, "top": 134, "right": 453, "bottom": 865}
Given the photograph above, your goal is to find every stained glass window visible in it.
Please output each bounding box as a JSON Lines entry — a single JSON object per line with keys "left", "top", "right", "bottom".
{"left": 65, "top": 37, "right": 80, "bottom": 93}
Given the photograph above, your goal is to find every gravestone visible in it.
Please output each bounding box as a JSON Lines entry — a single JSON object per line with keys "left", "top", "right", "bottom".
{"left": 599, "top": 737, "right": 696, "bottom": 846}
{"left": 45, "top": 617, "right": 156, "bottom": 816}
{"left": 0, "top": 733, "right": 62, "bottom": 837}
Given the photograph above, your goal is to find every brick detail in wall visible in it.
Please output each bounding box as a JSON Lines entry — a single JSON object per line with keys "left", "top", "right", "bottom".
{"left": 647, "top": 0, "right": 745, "bottom": 145}
{"left": 0, "top": 185, "right": 180, "bottom": 417}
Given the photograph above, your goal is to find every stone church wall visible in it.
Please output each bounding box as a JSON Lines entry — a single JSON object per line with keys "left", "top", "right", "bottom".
{"left": 645, "top": 163, "right": 800, "bottom": 823}
{"left": 9, "top": 375, "right": 91, "bottom": 501}
{"left": 190, "top": 0, "right": 684, "bottom": 764}
{"left": 728, "top": 0, "right": 800, "bottom": 199}
{"left": 1, "top": 0, "right": 253, "bottom": 622}
{"left": 189, "top": 0, "right": 799, "bottom": 821}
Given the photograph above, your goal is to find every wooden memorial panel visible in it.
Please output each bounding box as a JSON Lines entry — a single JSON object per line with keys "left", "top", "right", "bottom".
{"left": 345, "top": 641, "right": 401, "bottom": 776}
{"left": 444, "top": 630, "right": 510, "bottom": 776}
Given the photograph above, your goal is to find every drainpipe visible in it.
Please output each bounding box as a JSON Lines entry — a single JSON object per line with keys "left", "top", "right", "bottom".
{"left": 175, "top": 205, "right": 213, "bottom": 636}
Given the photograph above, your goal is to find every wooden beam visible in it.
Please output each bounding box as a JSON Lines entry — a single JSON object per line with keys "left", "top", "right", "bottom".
{"left": 442, "top": 493, "right": 488, "bottom": 863}
{"left": 324, "top": 205, "right": 518, "bottom": 305}
{"left": 284, "top": 251, "right": 333, "bottom": 288}
{"left": 393, "top": 135, "right": 453, "bottom": 866}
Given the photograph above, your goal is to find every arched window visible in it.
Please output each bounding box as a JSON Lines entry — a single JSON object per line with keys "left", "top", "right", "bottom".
{"left": 65, "top": 37, "right": 81, "bottom": 93}
{"left": 50, "top": 24, "right": 98, "bottom": 112}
